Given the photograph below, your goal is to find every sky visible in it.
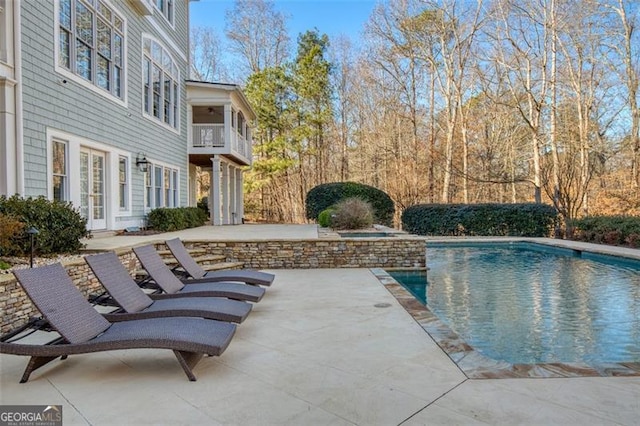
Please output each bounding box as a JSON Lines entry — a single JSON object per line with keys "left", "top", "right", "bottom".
{"left": 189, "top": 0, "right": 377, "bottom": 43}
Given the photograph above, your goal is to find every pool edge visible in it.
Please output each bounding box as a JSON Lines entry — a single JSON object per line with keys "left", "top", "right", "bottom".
{"left": 370, "top": 267, "right": 640, "bottom": 379}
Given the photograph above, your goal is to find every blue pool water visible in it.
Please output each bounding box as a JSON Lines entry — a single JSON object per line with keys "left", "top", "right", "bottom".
{"left": 389, "top": 243, "right": 640, "bottom": 364}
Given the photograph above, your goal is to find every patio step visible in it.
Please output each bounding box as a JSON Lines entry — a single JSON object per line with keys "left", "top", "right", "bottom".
{"left": 156, "top": 248, "right": 207, "bottom": 257}
{"left": 161, "top": 254, "right": 226, "bottom": 267}
{"left": 134, "top": 261, "right": 245, "bottom": 280}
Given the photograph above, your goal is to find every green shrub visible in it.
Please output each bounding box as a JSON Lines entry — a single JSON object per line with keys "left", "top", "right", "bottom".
{"left": 147, "top": 207, "right": 207, "bottom": 232}
{"left": 306, "top": 182, "right": 394, "bottom": 226}
{"left": 197, "top": 196, "right": 209, "bottom": 216}
{"left": 317, "top": 208, "right": 335, "bottom": 228}
{"left": 402, "top": 203, "right": 558, "bottom": 237}
{"left": 331, "top": 198, "right": 374, "bottom": 230}
{"left": 569, "top": 216, "right": 640, "bottom": 247}
{"left": 0, "top": 195, "right": 89, "bottom": 255}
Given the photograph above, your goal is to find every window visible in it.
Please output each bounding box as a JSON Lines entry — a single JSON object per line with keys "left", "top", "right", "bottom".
{"left": 144, "top": 163, "right": 179, "bottom": 209}
{"left": 52, "top": 140, "right": 68, "bottom": 201}
{"left": 172, "top": 169, "right": 178, "bottom": 207}
{"left": 154, "top": 165, "right": 162, "bottom": 208}
{"left": 118, "top": 156, "right": 128, "bottom": 210}
{"left": 154, "top": 0, "right": 173, "bottom": 24}
{"left": 145, "top": 169, "right": 152, "bottom": 208}
{"left": 142, "top": 37, "right": 179, "bottom": 129}
{"left": 58, "top": 0, "right": 124, "bottom": 98}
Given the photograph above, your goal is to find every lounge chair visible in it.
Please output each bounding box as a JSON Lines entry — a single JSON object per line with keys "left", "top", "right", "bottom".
{"left": 84, "top": 252, "right": 252, "bottom": 324}
{"left": 133, "top": 245, "right": 265, "bottom": 303}
{"left": 1, "top": 263, "right": 236, "bottom": 382}
{"left": 164, "top": 238, "right": 274, "bottom": 286}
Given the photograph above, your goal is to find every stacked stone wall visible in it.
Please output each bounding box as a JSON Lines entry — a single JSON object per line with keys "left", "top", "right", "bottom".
{"left": 1, "top": 239, "right": 425, "bottom": 333}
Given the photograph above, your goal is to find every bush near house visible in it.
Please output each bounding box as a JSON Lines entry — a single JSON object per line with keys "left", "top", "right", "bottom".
{"left": 0, "top": 195, "right": 89, "bottom": 255}
{"left": 568, "top": 216, "right": 640, "bottom": 247}
{"left": 330, "top": 198, "right": 375, "bottom": 230}
{"left": 402, "top": 203, "right": 558, "bottom": 237}
{"left": 305, "top": 182, "right": 395, "bottom": 227}
{"left": 197, "top": 197, "right": 209, "bottom": 216}
{"left": 317, "top": 208, "right": 336, "bottom": 228}
{"left": 147, "top": 207, "right": 208, "bottom": 232}
{"left": 0, "top": 213, "right": 25, "bottom": 256}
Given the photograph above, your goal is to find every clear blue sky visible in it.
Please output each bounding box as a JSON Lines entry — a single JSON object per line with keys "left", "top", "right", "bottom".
{"left": 189, "top": 0, "right": 377, "bottom": 42}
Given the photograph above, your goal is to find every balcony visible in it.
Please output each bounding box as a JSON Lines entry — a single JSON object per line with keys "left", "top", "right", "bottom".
{"left": 186, "top": 81, "right": 256, "bottom": 167}
{"left": 190, "top": 123, "right": 252, "bottom": 165}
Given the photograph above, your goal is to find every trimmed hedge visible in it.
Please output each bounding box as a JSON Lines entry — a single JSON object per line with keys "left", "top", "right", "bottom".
{"left": 402, "top": 203, "right": 558, "bottom": 237}
{"left": 147, "top": 207, "right": 208, "bottom": 232}
{"left": 0, "top": 195, "right": 89, "bottom": 255}
{"left": 305, "top": 182, "right": 395, "bottom": 226}
{"left": 569, "top": 216, "right": 640, "bottom": 247}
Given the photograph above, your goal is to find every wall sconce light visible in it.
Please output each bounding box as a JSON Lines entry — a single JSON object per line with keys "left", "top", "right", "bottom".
{"left": 136, "top": 154, "right": 149, "bottom": 172}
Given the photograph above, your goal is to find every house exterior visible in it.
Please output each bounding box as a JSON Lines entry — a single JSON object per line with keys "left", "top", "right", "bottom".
{"left": 0, "top": 0, "right": 254, "bottom": 232}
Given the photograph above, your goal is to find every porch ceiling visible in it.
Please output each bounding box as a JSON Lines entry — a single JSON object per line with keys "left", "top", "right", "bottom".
{"left": 189, "top": 154, "right": 250, "bottom": 168}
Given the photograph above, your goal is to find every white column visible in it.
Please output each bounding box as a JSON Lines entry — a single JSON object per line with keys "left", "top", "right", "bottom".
{"left": 221, "top": 161, "right": 229, "bottom": 224}
{"left": 223, "top": 104, "right": 232, "bottom": 151}
{"left": 0, "top": 76, "right": 17, "bottom": 195}
{"left": 186, "top": 104, "right": 193, "bottom": 154}
{"left": 188, "top": 163, "right": 197, "bottom": 206}
{"left": 229, "top": 164, "right": 237, "bottom": 224}
{"left": 0, "top": 0, "right": 20, "bottom": 196}
{"left": 235, "top": 168, "right": 244, "bottom": 224}
{"left": 210, "top": 156, "right": 221, "bottom": 225}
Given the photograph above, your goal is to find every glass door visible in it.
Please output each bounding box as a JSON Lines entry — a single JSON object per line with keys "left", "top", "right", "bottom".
{"left": 80, "top": 149, "right": 107, "bottom": 230}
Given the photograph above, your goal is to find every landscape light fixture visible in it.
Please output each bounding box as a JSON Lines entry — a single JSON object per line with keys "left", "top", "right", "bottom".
{"left": 136, "top": 153, "right": 149, "bottom": 172}
{"left": 26, "top": 227, "right": 39, "bottom": 268}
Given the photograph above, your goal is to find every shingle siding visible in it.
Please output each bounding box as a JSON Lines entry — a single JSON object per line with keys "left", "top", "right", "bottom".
{"left": 19, "top": 0, "right": 191, "bottom": 227}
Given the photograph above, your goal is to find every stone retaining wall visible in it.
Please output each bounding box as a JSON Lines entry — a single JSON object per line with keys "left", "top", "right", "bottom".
{"left": 0, "top": 238, "right": 426, "bottom": 333}
{"left": 0, "top": 251, "right": 139, "bottom": 334}
{"left": 178, "top": 239, "right": 426, "bottom": 269}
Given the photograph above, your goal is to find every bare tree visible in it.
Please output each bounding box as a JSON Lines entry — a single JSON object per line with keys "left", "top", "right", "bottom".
{"left": 225, "top": 0, "right": 290, "bottom": 78}
{"left": 329, "top": 35, "right": 357, "bottom": 181}
{"left": 190, "top": 26, "right": 228, "bottom": 82}
{"left": 602, "top": 0, "right": 640, "bottom": 187}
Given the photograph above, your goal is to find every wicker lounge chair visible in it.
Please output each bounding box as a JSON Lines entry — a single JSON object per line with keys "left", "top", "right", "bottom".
{"left": 165, "top": 238, "right": 274, "bottom": 286}
{"left": 1, "top": 263, "right": 236, "bottom": 382}
{"left": 133, "top": 245, "right": 265, "bottom": 303}
{"left": 84, "top": 252, "right": 252, "bottom": 324}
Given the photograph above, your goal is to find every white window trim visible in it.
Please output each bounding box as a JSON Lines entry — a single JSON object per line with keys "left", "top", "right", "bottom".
{"left": 152, "top": 0, "right": 175, "bottom": 29}
{"left": 143, "top": 158, "right": 180, "bottom": 212}
{"left": 46, "top": 128, "right": 133, "bottom": 228}
{"left": 118, "top": 155, "right": 131, "bottom": 213}
{"left": 51, "top": 139, "right": 69, "bottom": 202}
{"left": 53, "top": 0, "right": 129, "bottom": 108}
{"left": 141, "top": 34, "right": 180, "bottom": 133}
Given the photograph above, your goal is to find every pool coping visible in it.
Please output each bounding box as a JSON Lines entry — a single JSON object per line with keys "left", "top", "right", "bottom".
{"left": 372, "top": 259, "right": 640, "bottom": 379}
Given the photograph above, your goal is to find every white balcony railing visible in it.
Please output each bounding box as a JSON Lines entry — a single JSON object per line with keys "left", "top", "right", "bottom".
{"left": 192, "top": 124, "right": 225, "bottom": 148}
{"left": 191, "top": 124, "right": 252, "bottom": 163}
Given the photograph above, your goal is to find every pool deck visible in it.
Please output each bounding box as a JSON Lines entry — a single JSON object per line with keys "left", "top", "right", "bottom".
{"left": 1, "top": 226, "right": 639, "bottom": 425}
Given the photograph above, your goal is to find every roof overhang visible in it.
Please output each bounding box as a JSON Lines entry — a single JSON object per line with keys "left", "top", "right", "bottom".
{"left": 186, "top": 80, "right": 256, "bottom": 121}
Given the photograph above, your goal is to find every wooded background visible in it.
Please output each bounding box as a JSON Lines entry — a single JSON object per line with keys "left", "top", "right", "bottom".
{"left": 191, "top": 0, "right": 640, "bottom": 228}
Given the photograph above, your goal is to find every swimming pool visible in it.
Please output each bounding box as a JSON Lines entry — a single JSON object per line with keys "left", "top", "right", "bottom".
{"left": 388, "top": 242, "right": 640, "bottom": 366}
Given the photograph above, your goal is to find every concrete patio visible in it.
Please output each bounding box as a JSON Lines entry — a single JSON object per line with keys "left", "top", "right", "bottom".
{"left": 1, "top": 226, "right": 639, "bottom": 425}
